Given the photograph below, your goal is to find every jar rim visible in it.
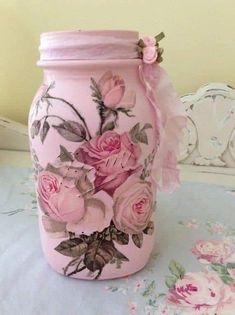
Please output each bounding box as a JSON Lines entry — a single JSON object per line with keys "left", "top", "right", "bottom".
{"left": 40, "top": 29, "right": 139, "bottom": 39}
{"left": 39, "top": 29, "right": 140, "bottom": 62}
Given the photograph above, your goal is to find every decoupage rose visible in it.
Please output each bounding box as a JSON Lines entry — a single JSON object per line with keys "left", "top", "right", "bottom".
{"left": 98, "top": 71, "right": 125, "bottom": 109}
{"left": 167, "top": 271, "right": 235, "bottom": 314}
{"left": 32, "top": 73, "right": 155, "bottom": 279}
{"left": 38, "top": 161, "right": 114, "bottom": 235}
{"left": 75, "top": 131, "right": 141, "bottom": 196}
{"left": 66, "top": 191, "right": 113, "bottom": 235}
{"left": 192, "top": 240, "right": 234, "bottom": 264}
{"left": 113, "top": 175, "right": 154, "bottom": 234}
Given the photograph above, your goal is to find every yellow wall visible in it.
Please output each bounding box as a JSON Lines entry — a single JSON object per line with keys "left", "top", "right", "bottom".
{"left": 0, "top": 0, "right": 235, "bottom": 124}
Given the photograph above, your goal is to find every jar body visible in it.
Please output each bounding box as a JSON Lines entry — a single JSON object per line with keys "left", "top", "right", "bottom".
{"left": 29, "top": 60, "right": 158, "bottom": 280}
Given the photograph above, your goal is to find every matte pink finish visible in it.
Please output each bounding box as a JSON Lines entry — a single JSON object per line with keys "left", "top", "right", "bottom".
{"left": 29, "top": 32, "right": 157, "bottom": 279}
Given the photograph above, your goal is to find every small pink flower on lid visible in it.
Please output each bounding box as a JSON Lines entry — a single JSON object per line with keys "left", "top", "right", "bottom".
{"left": 138, "top": 32, "right": 165, "bottom": 64}
{"left": 142, "top": 36, "right": 156, "bottom": 47}
{"left": 143, "top": 46, "right": 158, "bottom": 64}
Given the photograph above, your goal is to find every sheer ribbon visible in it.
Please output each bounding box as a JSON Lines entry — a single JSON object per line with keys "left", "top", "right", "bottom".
{"left": 139, "top": 64, "right": 187, "bottom": 192}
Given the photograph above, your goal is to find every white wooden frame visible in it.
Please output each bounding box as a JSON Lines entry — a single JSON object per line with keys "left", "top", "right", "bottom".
{"left": 178, "top": 83, "right": 235, "bottom": 186}
{"left": 0, "top": 116, "right": 29, "bottom": 151}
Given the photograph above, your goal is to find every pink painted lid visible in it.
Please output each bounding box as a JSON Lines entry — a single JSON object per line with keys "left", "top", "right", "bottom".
{"left": 39, "top": 30, "right": 140, "bottom": 61}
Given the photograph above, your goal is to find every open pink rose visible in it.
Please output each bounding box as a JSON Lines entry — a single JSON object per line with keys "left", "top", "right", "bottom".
{"left": 192, "top": 240, "right": 234, "bottom": 264}
{"left": 112, "top": 175, "right": 154, "bottom": 234}
{"left": 98, "top": 71, "right": 125, "bottom": 108}
{"left": 38, "top": 170, "right": 86, "bottom": 223}
{"left": 142, "top": 46, "right": 158, "bottom": 64}
{"left": 75, "top": 131, "right": 141, "bottom": 196}
{"left": 167, "top": 271, "right": 235, "bottom": 313}
{"left": 38, "top": 162, "right": 114, "bottom": 235}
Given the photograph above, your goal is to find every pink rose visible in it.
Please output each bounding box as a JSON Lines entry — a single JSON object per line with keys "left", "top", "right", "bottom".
{"left": 113, "top": 175, "right": 154, "bottom": 234}
{"left": 167, "top": 271, "right": 235, "bottom": 313}
{"left": 98, "top": 71, "right": 125, "bottom": 108}
{"left": 66, "top": 191, "right": 113, "bottom": 235}
{"left": 38, "top": 171, "right": 86, "bottom": 223}
{"left": 142, "top": 36, "right": 156, "bottom": 47}
{"left": 98, "top": 71, "right": 136, "bottom": 109}
{"left": 75, "top": 131, "right": 141, "bottom": 196}
{"left": 192, "top": 240, "right": 233, "bottom": 264}
{"left": 142, "top": 46, "right": 158, "bottom": 64}
{"left": 38, "top": 162, "right": 113, "bottom": 235}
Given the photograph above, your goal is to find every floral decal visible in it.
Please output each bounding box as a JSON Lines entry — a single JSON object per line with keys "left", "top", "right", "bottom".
{"left": 105, "top": 219, "right": 235, "bottom": 315}
{"left": 30, "top": 71, "right": 156, "bottom": 279}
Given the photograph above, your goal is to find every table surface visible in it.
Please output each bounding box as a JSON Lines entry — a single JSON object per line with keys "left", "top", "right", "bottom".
{"left": 0, "top": 150, "right": 235, "bottom": 315}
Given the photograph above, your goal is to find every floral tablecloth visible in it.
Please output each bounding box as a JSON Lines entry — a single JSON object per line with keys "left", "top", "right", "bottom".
{"left": 0, "top": 166, "right": 235, "bottom": 315}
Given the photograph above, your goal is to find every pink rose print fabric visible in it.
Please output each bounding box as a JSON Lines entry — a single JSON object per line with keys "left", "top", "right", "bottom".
{"left": 192, "top": 240, "right": 234, "bottom": 264}
{"left": 167, "top": 271, "right": 235, "bottom": 314}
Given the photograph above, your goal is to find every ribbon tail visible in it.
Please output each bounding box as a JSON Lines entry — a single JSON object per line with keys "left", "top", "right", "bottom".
{"left": 139, "top": 63, "right": 187, "bottom": 192}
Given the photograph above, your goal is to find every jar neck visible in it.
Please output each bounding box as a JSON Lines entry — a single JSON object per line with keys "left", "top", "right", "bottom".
{"left": 40, "top": 59, "right": 141, "bottom": 82}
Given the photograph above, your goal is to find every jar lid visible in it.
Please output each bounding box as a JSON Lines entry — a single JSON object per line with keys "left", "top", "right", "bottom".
{"left": 39, "top": 30, "right": 139, "bottom": 61}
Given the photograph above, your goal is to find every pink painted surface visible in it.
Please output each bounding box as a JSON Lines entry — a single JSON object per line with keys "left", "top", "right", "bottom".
{"left": 29, "top": 30, "right": 185, "bottom": 280}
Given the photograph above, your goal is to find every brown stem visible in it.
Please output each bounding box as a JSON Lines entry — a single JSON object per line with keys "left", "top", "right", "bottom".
{"left": 39, "top": 115, "right": 65, "bottom": 123}
{"left": 95, "top": 268, "right": 102, "bottom": 279}
{"left": 63, "top": 257, "right": 80, "bottom": 276}
{"left": 67, "top": 265, "right": 86, "bottom": 277}
{"left": 98, "top": 105, "right": 106, "bottom": 135}
{"left": 45, "top": 94, "right": 92, "bottom": 140}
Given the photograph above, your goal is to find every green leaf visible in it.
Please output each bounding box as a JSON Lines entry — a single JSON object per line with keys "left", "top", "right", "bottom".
{"left": 142, "top": 280, "right": 156, "bottom": 297}
{"left": 40, "top": 120, "right": 50, "bottom": 143}
{"left": 137, "top": 38, "right": 145, "bottom": 48}
{"left": 132, "top": 233, "right": 143, "bottom": 248}
{"left": 227, "top": 263, "right": 235, "bottom": 269}
{"left": 165, "top": 275, "right": 178, "bottom": 288}
{"left": 143, "top": 221, "right": 154, "bottom": 235}
{"left": 113, "top": 231, "right": 129, "bottom": 245}
{"left": 45, "top": 163, "right": 63, "bottom": 176}
{"left": 135, "top": 131, "right": 148, "bottom": 144}
{"left": 30, "top": 120, "right": 41, "bottom": 138}
{"left": 84, "top": 240, "right": 116, "bottom": 272}
{"left": 129, "top": 123, "right": 150, "bottom": 145}
{"left": 55, "top": 238, "right": 88, "bottom": 257}
{"left": 113, "top": 248, "right": 129, "bottom": 262}
{"left": 168, "top": 260, "right": 185, "bottom": 279}
{"left": 141, "top": 123, "right": 152, "bottom": 131}
{"left": 220, "top": 274, "right": 234, "bottom": 284}
{"left": 129, "top": 123, "right": 140, "bottom": 143}
{"left": 59, "top": 145, "right": 73, "bottom": 162}
{"left": 53, "top": 120, "right": 86, "bottom": 142}
{"left": 102, "top": 121, "right": 115, "bottom": 133}
{"left": 155, "top": 32, "right": 165, "bottom": 43}
{"left": 211, "top": 263, "right": 228, "bottom": 275}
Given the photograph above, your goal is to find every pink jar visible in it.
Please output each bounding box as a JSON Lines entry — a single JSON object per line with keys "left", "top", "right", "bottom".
{"left": 29, "top": 30, "right": 185, "bottom": 280}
